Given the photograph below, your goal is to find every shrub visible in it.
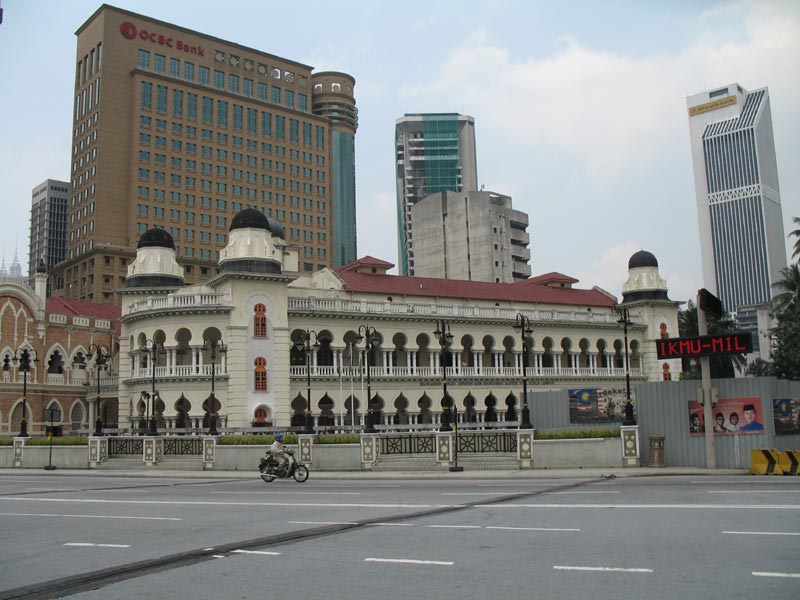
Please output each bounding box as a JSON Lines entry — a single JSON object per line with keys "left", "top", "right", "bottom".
{"left": 23, "top": 437, "right": 88, "bottom": 446}
{"left": 536, "top": 428, "right": 620, "bottom": 440}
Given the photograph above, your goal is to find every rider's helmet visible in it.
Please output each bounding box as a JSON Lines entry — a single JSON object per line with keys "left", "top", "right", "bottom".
{"left": 274, "top": 433, "right": 283, "bottom": 442}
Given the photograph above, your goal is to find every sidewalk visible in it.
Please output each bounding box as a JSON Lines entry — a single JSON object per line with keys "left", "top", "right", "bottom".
{"left": 0, "top": 466, "right": 749, "bottom": 480}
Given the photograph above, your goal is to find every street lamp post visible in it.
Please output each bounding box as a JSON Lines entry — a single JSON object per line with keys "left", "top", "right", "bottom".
{"left": 295, "top": 330, "right": 319, "bottom": 434}
{"left": 86, "top": 344, "right": 110, "bottom": 436}
{"left": 142, "top": 339, "right": 163, "bottom": 436}
{"left": 204, "top": 337, "right": 227, "bottom": 435}
{"left": 617, "top": 307, "right": 635, "bottom": 425}
{"left": 355, "top": 325, "right": 378, "bottom": 433}
{"left": 433, "top": 320, "right": 455, "bottom": 432}
{"left": 12, "top": 348, "right": 38, "bottom": 437}
{"left": 513, "top": 313, "right": 534, "bottom": 429}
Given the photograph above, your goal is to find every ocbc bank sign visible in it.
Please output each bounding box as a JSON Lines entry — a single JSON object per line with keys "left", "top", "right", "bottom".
{"left": 120, "top": 21, "right": 205, "bottom": 56}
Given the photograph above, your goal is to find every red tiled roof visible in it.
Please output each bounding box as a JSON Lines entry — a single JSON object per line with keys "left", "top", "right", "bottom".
{"left": 46, "top": 297, "right": 122, "bottom": 320}
{"left": 338, "top": 255, "right": 395, "bottom": 272}
{"left": 526, "top": 272, "right": 579, "bottom": 285}
{"left": 335, "top": 264, "right": 616, "bottom": 307}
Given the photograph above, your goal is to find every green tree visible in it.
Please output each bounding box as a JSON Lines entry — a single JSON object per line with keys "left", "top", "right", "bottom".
{"left": 771, "top": 304, "right": 800, "bottom": 381}
{"left": 677, "top": 300, "right": 745, "bottom": 378}
{"left": 744, "top": 357, "right": 774, "bottom": 377}
{"left": 772, "top": 263, "right": 800, "bottom": 316}
{"left": 789, "top": 216, "right": 800, "bottom": 261}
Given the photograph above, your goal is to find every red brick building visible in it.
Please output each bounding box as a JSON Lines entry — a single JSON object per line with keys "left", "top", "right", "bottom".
{"left": 0, "top": 269, "right": 119, "bottom": 436}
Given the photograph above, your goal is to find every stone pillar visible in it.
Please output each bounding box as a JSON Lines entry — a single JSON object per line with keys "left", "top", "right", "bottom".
{"left": 13, "top": 437, "right": 25, "bottom": 467}
{"left": 298, "top": 434, "right": 314, "bottom": 465}
{"left": 143, "top": 437, "right": 163, "bottom": 466}
{"left": 436, "top": 431, "right": 453, "bottom": 467}
{"left": 202, "top": 436, "right": 216, "bottom": 470}
{"left": 621, "top": 426, "right": 640, "bottom": 467}
{"left": 517, "top": 429, "right": 534, "bottom": 469}
{"left": 361, "top": 434, "right": 378, "bottom": 469}
{"left": 88, "top": 436, "right": 108, "bottom": 468}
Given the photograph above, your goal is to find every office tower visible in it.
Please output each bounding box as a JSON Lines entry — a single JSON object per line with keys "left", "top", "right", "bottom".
{"left": 411, "top": 190, "right": 531, "bottom": 283}
{"left": 29, "top": 179, "right": 69, "bottom": 291}
{"left": 687, "top": 83, "right": 787, "bottom": 319}
{"left": 55, "top": 5, "right": 357, "bottom": 303}
{"left": 395, "top": 113, "right": 478, "bottom": 276}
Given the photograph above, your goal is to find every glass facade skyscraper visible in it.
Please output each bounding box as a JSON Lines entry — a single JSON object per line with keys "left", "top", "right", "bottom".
{"left": 687, "top": 84, "right": 787, "bottom": 319}
{"left": 395, "top": 113, "right": 477, "bottom": 275}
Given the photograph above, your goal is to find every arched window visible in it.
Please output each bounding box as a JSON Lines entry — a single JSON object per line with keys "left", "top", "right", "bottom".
{"left": 254, "top": 357, "right": 267, "bottom": 391}
{"left": 70, "top": 403, "right": 83, "bottom": 432}
{"left": 254, "top": 303, "right": 267, "bottom": 337}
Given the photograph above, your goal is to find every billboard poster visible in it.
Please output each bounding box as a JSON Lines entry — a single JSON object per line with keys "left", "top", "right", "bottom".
{"left": 687, "top": 397, "right": 764, "bottom": 435}
{"left": 773, "top": 398, "right": 800, "bottom": 435}
{"left": 568, "top": 387, "right": 632, "bottom": 424}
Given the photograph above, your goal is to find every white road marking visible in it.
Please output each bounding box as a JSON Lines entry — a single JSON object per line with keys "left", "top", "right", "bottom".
{"left": 709, "top": 490, "right": 800, "bottom": 494}
{"left": 476, "top": 503, "right": 800, "bottom": 510}
{"left": 486, "top": 526, "right": 580, "bottom": 532}
{"left": 212, "top": 555, "right": 226, "bottom": 559}
{"left": 232, "top": 549, "right": 282, "bottom": 556}
{"left": 476, "top": 483, "right": 556, "bottom": 488}
{"left": 427, "top": 525, "right": 482, "bottom": 529}
{"left": 554, "top": 566, "right": 652, "bottom": 573}
{"left": 724, "top": 531, "right": 800, "bottom": 536}
{"left": 64, "top": 543, "right": 130, "bottom": 548}
{"left": 0, "top": 497, "right": 442, "bottom": 509}
{"left": 369, "top": 523, "right": 416, "bottom": 527}
{"left": 212, "top": 491, "right": 361, "bottom": 496}
{"left": 0, "top": 512, "right": 180, "bottom": 521}
{"left": 442, "top": 492, "right": 511, "bottom": 496}
{"left": 549, "top": 491, "right": 620, "bottom": 495}
{"left": 366, "top": 558, "right": 453, "bottom": 566}
{"left": 753, "top": 571, "right": 800, "bottom": 578}
{"left": 289, "top": 521, "right": 358, "bottom": 525}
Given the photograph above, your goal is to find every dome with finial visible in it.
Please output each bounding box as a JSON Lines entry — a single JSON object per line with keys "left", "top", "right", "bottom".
{"left": 36, "top": 259, "right": 47, "bottom": 274}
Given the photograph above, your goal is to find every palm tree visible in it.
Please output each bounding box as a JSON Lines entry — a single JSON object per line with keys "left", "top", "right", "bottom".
{"left": 772, "top": 263, "right": 800, "bottom": 316}
{"left": 790, "top": 216, "right": 800, "bottom": 260}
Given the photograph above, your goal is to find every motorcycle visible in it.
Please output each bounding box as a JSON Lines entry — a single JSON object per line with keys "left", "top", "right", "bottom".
{"left": 259, "top": 450, "right": 309, "bottom": 483}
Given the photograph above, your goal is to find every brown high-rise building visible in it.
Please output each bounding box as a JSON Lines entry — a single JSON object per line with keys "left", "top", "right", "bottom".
{"left": 56, "top": 4, "right": 358, "bottom": 303}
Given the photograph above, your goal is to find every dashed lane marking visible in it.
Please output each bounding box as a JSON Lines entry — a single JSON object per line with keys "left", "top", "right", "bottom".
{"left": 724, "top": 531, "right": 800, "bottom": 536}
{"left": 366, "top": 558, "right": 453, "bottom": 566}
{"left": 554, "top": 566, "right": 652, "bottom": 573}
{"left": 232, "top": 549, "right": 282, "bottom": 556}
{"left": 64, "top": 543, "right": 130, "bottom": 548}
{"left": 753, "top": 571, "right": 800, "bottom": 578}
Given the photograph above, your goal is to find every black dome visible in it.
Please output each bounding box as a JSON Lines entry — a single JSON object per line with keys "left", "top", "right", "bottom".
{"left": 628, "top": 250, "right": 658, "bottom": 269}
{"left": 36, "top": 259, "right": 47, "bottom": 274}
{"left": 230, "top": 208, "right": 271, "bottom": 231}
{"left": 138, "top": 228, "right": 175, "bottom": 249}
{"left": 229, "top": 208, "right": 284, "bottom": 239}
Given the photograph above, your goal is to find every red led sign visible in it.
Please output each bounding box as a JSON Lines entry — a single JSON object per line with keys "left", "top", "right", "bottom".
{"left": 656, "top": 333, "right": 752, "bottom": 359}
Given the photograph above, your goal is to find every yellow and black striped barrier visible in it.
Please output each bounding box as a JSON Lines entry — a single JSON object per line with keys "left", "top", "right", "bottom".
{"left": 778, "top": 451, "right": 800, "bottom": 476}
{"left": 750, "top": 449, "right": 782, "bottom": 475}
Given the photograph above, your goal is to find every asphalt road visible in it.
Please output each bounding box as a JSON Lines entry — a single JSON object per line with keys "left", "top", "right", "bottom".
{"left": 0, "top": 472, "right": 798, "bottom": 599}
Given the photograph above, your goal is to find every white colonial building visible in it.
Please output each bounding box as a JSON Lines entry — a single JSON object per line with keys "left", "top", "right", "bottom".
{"left": 118, "top": 209, "right": 681, "bottom": 433}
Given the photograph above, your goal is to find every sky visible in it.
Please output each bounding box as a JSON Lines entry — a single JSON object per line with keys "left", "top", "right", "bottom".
{"left": 0, "top": 0, "right": 798, "bottom": 307}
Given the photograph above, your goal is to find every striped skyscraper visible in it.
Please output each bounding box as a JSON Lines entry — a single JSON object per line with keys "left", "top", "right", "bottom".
{"left": 687, "top": 83, "right": 787, "bottom": 321}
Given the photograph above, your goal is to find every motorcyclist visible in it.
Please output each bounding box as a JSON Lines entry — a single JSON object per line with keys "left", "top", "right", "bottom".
{"left": 269, "top": 433, "right": 291, "bottom": 475}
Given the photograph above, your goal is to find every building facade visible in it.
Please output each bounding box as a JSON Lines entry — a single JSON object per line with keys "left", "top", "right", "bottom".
{"left": 29, "top": 179, "right": 69, "bottom": 292}
{"left": 114, "top": 208, "right": 679, "bottom": 434}
{"left": 54, "top": 4, "right": 357, "bottom": 304}
{"left": 411, "top": 190, "right": 531, "bottom": 283}
{"left": 395, "top": 113, "right": 478, "bottom": 276}
{"left": 0, "top": 268, "right": 119, "bottom": 436}
{"left": 686, "top": 83, "right": 787, "bottom": 343}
